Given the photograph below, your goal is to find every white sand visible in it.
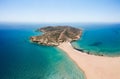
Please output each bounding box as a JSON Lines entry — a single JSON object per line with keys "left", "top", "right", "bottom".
{"left": 58, "top": 42, "right": 120, "bottom": 79}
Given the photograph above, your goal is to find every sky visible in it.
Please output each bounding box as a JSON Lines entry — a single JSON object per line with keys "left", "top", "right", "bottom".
{"left": 0, "top": 0, "right": 120, "bottom": 23}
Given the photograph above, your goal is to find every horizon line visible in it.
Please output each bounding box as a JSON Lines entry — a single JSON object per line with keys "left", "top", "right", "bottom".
{"left": 0, "top": 21, "right": 120, "bottom": 24}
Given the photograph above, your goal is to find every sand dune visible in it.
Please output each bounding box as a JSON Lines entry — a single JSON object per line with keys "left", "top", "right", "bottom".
{"left": 58, "top": 42, "right": 120, "bottom": 79}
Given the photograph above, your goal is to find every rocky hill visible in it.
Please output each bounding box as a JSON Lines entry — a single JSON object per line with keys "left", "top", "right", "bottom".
{"left": 30, "top": 26, "right": 82, "bottom": 46}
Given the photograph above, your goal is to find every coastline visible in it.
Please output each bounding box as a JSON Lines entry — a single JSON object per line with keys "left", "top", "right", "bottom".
{"left": 58, "top": 42, "right": 120, "bottom": 79}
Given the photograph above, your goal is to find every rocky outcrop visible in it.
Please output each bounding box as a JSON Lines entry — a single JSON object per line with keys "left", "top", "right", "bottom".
{"left": 30, "top": 26, "right": 82, "bottom": 46}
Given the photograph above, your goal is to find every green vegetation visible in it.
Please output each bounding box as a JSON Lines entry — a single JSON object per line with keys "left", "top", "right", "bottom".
{"left": 30, "top": 26, "right": 82, "bottom": 46}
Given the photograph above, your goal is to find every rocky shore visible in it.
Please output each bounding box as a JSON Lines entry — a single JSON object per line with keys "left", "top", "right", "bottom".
{"left": 30, "top": 26, "right": 82, "bottom": 46}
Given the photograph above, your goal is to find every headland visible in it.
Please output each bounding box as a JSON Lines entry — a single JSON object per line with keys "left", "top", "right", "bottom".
{"left": 30, "top": 26, "right": 120, "bottom": 79}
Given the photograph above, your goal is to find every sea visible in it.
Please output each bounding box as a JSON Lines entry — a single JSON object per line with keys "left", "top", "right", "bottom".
{"left": 0, "top": 23, "right": 120, "bottom": 79}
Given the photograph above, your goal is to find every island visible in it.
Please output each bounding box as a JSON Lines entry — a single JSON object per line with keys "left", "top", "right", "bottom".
{"left": 30, "top": 26, "right": 120, "bottom": 79}
{"left": 30, "top": 26, "right": 82, "bottom": 46}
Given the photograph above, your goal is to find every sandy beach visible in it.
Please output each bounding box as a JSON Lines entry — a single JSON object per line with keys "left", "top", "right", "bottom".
{"left": 58, "top": 42, "right": 120, "bottom": 79}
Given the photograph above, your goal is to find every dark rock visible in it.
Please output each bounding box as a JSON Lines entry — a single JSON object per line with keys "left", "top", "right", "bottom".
{"left": 89, "top": 42, "right": 102, "bottom": 46}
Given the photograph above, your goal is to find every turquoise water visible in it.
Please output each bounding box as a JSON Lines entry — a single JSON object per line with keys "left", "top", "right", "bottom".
{"left": 0, "top": 23, "right": 120, "bottom": 79}
{"left": 72, "top": 23, "right": 120, "bottom": 56}
{"left": 0, "top": 23, "right": 85, "bottom": 79}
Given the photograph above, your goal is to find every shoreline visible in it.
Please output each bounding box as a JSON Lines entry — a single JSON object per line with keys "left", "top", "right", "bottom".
{"left": 58, "top": 42, "right": 120, "bottom": 79}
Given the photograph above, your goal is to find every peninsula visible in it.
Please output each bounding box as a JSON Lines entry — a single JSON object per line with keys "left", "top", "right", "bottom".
{"left": 30, "top": 26, "right": 82, "bottom": 46}
{"left": 30, "top": 26, "right": 120, "bottom": 79}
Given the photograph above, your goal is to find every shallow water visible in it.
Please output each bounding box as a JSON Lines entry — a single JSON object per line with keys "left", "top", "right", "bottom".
{"left": 0, "top": 23, "right": 85, "bottom": 79}
{"left": 0, "top": 23, "right": 120, "bottom": 79}
{"left": 72, "top": 23, "right": 120, "bottom": 56}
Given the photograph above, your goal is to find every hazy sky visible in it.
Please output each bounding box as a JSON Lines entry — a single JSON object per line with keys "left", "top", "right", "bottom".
{"left": 0, "top": 0, "right": 120, "bottom": 23}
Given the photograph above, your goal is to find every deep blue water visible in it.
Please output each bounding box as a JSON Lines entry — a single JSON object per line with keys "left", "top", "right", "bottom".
{"left": 0, "top": 23, "right": 120, "bottom": 79}
{"left": 0, "top": 23, "right": 85, "bottom": 79}
{"left": 72, "top": 23, "right": 120, "bottom": 56}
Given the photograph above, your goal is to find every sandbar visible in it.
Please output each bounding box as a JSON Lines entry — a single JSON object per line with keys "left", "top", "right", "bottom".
{"left": 58, "top": 42, "right": 120, "bottom": 79}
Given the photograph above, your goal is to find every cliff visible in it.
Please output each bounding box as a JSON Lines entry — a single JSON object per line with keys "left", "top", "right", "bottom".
{"left": 30, "top": 26, "right": 82, "bottom": 46}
